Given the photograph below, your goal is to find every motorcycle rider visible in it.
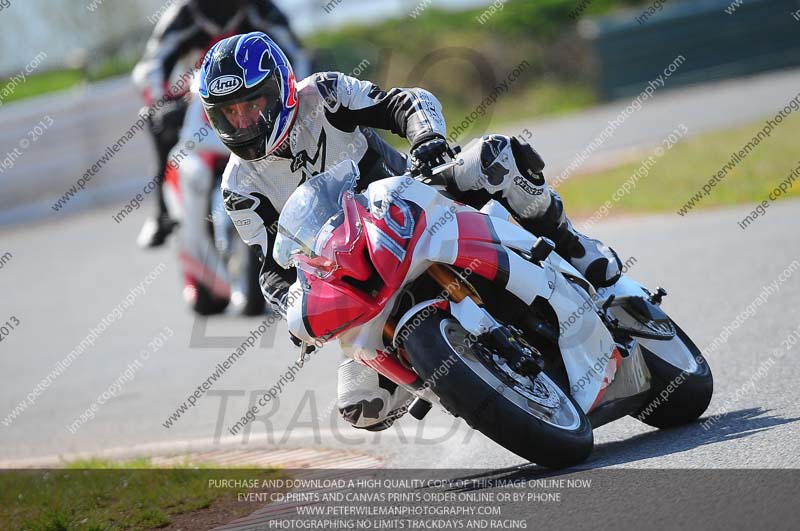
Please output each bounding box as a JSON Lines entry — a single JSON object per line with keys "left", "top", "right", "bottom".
{"left": 132, "top": 0, "right": 310, "bottom": 249}
{"left": 199, "top": 32, "right": 622, "bottom": 431}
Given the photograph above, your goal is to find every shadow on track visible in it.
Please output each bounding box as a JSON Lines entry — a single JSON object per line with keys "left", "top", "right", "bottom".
{"left": 439, "top": 407, "right": 799, "bottom": 491}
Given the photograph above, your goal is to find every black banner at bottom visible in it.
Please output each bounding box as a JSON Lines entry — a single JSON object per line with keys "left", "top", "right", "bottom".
{"left": 1, "top": 468, "right": 797, "bottom": 530}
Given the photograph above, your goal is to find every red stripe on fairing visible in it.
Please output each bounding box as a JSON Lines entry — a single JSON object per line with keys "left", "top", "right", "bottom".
{"left": 456, "top": 212, "right": 494, "bottom": 242}
{"left": 454, "top": 213, "right": 502, "bottom": 281}
{"left": 454, "top": 242, "right": 501, "bottom": 282}
{"left": 362, "top": 353, "right": 420, "bottom": 386}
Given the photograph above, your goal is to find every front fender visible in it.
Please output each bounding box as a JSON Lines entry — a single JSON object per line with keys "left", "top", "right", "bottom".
{"left": 392, "top": 298, "right": 446, "bottom": 347}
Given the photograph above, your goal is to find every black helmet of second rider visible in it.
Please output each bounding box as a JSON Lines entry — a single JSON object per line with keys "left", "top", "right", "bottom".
{"left": 192, "top": 0, "right": 250, "bottom": 24}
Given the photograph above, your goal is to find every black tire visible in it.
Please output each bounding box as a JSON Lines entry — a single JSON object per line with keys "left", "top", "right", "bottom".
{"left": 632, "top": 321, "right": 713, "bottom": 428}
{"left": 403, "top": 312, "right": 593, "bottom": 469}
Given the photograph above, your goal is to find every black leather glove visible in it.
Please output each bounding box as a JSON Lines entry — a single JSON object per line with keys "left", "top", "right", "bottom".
{"left": 410, "top": 135, "right": 452, "bottom": 177}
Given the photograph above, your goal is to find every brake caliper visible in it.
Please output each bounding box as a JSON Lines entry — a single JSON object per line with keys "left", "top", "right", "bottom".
{"left": 483, "top": 325, "right": 544, "bottom": 378}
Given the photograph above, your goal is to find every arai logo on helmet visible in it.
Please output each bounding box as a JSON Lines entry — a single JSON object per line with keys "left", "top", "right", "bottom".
{"left": 208, "top": 75, "right": 244, "bottom": 96}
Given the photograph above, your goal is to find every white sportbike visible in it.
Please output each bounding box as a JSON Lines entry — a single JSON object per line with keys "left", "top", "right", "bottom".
{"left": 276, "top": 159, "right": 713, "bottom": 468}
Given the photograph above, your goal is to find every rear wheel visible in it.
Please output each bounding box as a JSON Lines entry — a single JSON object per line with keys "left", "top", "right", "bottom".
{"left": 632, "top": 321, "right": 713, "bottom": 428}
{"left": 403, "top": 313, "right": 593, "bottom": 469}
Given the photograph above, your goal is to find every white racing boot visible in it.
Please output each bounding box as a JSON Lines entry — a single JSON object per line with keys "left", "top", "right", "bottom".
{"left": 337, "top": 360, "right": 413, "bottom": 431}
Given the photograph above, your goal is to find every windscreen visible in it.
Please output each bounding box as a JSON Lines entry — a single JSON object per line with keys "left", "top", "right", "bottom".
{"left": 273, "top": 160, "right": 360, "bottom": 276}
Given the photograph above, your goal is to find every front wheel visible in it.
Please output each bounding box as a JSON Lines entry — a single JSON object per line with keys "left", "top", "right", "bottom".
{"left": 632, "top": 321, "right": 713, "bottom": 428}
{"left": 403, "top": 313, "right": 593, "bottom": 469}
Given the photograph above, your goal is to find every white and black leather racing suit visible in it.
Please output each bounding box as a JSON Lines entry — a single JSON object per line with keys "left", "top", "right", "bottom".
{"left": 222, "top": 72, "right": 621, "bottom": 430}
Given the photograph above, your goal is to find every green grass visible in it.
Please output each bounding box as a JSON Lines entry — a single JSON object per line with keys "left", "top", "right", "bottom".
{"left": 557, "top": 112, "right": 800, "bottom": 216}
{"left": 0, "top": 69, "right": 85, "bottom": 104}
{"left": 310, "top": 0, "right": 648, "bottom": 122}
{"left": 0, "top": 459, "right": 283, "bottom": 531}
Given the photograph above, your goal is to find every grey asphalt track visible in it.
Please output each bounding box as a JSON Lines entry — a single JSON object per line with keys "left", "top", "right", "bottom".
{"left": 1, "top": 193, "right": 798, "bottom": 469}
{"left": 2, "top": 64, "right": 800, "bottom": 472}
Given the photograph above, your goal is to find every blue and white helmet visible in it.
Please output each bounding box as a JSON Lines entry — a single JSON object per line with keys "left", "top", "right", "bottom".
{"left": 199, "top": 32, "right": 298, "bottom": 161}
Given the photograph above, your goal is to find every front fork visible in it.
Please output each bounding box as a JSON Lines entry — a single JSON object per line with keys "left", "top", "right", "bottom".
{"left": 416, "top": 264, "right": 544, "bottom": 377}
